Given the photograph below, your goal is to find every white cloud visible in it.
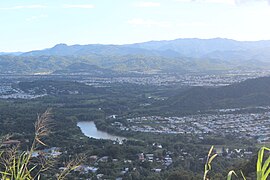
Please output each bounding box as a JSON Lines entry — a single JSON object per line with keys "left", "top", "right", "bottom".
{"left": 176, "top": 0, "right": 270, "bottom": 5}
{"left": 174, "top": 0, "right": 235, "bottom": 5}
{"left": 190, "top": 0, "right": 235, "bottom": 5}
{"left": 26, "top": 14, "right": 48, "bottom": 22}
{"left": 63, "top": 4, "right": 95, "bottom": 9}
{"left": 206, "top": 0, "right": 235, "bottom": 4}
{"left": 134, "top": 2, "right": 161, "bottom": 7}
{"left": 174, "top": 0, "right": 194, "bottom": 2}
{"left": 176, "top": 22, "right": 207, "bottom": 27}
{"left": 235, "top": 0, "right": 270, "bottom": 5}
{"left": 0, "top": 5, "right": 47, "bottom": 10}
{"left": 128, "top": 18, "right": 171, "bottom": 28}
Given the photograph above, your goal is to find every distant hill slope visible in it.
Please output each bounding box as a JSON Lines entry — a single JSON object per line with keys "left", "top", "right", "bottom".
{"left": 53, "top": 63, "right": 117, "bottom": 76}
{"left": 0, "top": 53, "right": 236, "bottom": 74}
{"left": 0, "top": 55, "right": 74, "bottom": 74}
{"left": 163, "top": 76, "right": 270, "bottom": 111}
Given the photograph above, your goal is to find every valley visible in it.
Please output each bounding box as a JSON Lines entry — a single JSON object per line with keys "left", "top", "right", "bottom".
{"left": 1, "top": 39, "right": 270, "bottom": 179}
{"left": 0, "top": 69, "right": 268, "bottom": 179}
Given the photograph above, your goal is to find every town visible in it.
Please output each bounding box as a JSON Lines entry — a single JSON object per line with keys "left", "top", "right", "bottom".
{"left": 111, "top": 107, "right": 270, "bottom": 143}
{"left": 1, "top": 69, "right": 270, "bottom": 100}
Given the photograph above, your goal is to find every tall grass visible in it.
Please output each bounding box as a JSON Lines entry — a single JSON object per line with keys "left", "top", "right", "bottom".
{"left": 203, "top": 146, "right": 218, "bottom": 180}
{"left": 226, "top": 170, "right": 237, "bottom": 180}
{"left": 256, "top": 147, "right": 270, "bottom": 180}
{"left": 204, "top": 146, "right": 270, "bottom": 180}
{"left": 0, "top": 109, "right": 83, "bottom": 180}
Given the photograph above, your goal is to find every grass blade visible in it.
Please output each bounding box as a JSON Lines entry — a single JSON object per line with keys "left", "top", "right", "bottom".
{"left": 227, "top": 170, "right": 237, "bottom": 180}
{"left": 240, "top": 170, "right": 246, "bottom": 180}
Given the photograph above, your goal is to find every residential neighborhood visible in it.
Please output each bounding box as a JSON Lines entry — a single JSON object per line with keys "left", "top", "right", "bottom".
{"left": 111, "top": 108, "right": 270, "bottom": 142}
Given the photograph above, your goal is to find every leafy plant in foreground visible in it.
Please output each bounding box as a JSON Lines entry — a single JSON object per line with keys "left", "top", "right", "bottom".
{"left": 0, "top": 109, "right": 83, "bottom": 180}
{"left": 204, "top": 146, "right": 270, "bottom": 180}
{"left": 256, "top": 147, "right": 270, "bottom": 180}
{"left": 203, "top": 146, "right": 218, "bottom": 180}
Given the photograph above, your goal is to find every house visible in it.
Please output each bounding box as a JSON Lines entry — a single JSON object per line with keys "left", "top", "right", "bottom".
{"left": 124, "top": 160, "right": 132, "bottom": 163}
{"left": 89, "top": 155, "right": 98, "bottom": 162}
{"left": 145, "top": 154, "right": 154, "bottom": 162}
{"left": 153, "top": 143, "right": 163, "bottom": 149}
{"left": 244, "top": 151, "right": 253, "bottom": 158}
{"left": 74, "top": 165, "right": 99, "bottom": 174}
{"left": 164, "top": 155, "right": 173, "bottom": 166}
{"left": 153, "top": 168, "right": 162, "bottom": 173}
{"left": 109, "top": 115, "right": 118, "bottom": 119}
{"left": 89, "top": 167, "right": 99, "bottom": 173}
{"left": 146, "top": 154, "right": 154, "bottom": 159}
{"left": 138, "top": 153, "right": 145, "bottom": 161}
{"left": 96, "top": 174, "right": 104, "bottom": 179}
{"left": 98, "top": 156, "right": 109, "bottom": 163}
{"left": 41, "top": 147, "right": 62, "bottom": 158}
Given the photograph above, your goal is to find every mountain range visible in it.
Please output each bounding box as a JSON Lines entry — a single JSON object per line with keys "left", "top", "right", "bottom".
{"left": 1, "top": 38, "right": 270, "bottom": 74}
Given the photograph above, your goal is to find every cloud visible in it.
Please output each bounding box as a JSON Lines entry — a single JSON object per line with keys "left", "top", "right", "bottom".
{"left": 176, "top": 0, "right": 270, "bottom": 5}
{"left": 128, "top": 18, "right": 171, "bottom": 28}
{"left": 134, "top": 2, "right": 161, "bottom": 7}
{"left": 174, "top": 0, "right": 194, "bottom": 2}
{"left": 176, "top": 22, "right": 207, "bottom": 27}
{"left": 190, "top": 0, "right": 236, "bottom": 5}
{"left": 26, "top": 14, "right": 48, "bottom": 22}
{"left": 63, "top": 4, "right": 95, "bottom": 9}
{"left": 235, "top": 0, "right": 270, "bottom": 5}
{"left": 0, "top": 5, "right": 47, "bottom": 10}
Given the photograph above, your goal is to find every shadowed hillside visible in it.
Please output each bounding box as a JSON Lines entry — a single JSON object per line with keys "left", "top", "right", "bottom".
{"left": 163, "top": 76, "right": 270, "bottom": 111}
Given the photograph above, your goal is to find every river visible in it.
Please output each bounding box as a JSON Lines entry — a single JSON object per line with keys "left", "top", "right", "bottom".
{"left": 77, "top": 121, "right": 126, "bottom": 143}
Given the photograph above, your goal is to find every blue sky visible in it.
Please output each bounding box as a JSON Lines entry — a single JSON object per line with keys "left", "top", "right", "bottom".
{"left": 1, "top": 0, "right": 270, "bottom": 52}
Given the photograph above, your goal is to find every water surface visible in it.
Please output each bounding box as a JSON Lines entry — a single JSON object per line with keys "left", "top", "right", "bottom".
{"left": 77, "top": 121, "right": 126, "bottom": 142}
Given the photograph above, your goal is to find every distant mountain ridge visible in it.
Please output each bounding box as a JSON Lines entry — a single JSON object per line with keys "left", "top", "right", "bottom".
{"left": 2, "top": 38, "right": 270, "bottom": 74}
{"left": 22, "top": 43, "right": 184, "bottom": 58}
{"left": 22, "top": 38, "right": 270, "bottom": 60}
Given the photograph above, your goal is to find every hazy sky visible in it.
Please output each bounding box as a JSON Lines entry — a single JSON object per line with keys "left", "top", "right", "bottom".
{"left": 1, "top": 0, "right": 270, "bottom": 52}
